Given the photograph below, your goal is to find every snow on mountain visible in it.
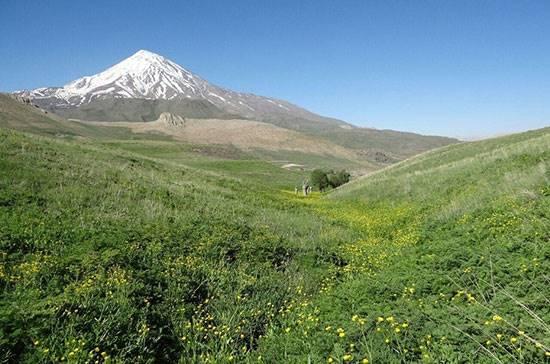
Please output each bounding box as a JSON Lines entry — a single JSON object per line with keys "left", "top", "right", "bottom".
{"left": 15, "top": 50, "right": 349, "bottom": 127}
{"left": 62, "top": 50, "right": 206, "bottom": 100}
{"left": 18, "top": 50, "right": 210, "bottom": 105}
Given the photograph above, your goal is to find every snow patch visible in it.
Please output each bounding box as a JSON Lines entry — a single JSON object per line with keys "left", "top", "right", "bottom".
{"left": 208, "top": 92, "right": 226, "bottom": 102}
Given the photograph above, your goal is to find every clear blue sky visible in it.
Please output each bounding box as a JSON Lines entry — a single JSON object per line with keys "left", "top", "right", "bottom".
{"left": 1, "top": 0, "right": 549, "bottom": 138}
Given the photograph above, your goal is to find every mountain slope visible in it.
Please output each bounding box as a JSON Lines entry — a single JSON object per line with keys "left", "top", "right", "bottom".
{"left": 312, "top": 126, "right": 458, "bottom": 161}
{"left": 0, "top": 94, "right": 177, "bottom": 141}
{"left": 259, "top": 127, "right": 549, "bottom": 362}
{"left": 3, "top": 90, "right": 457, "bottom": 169}
{"left": 54, "top": 98, "right": 237, "bottom": 122}
{"left": 333, "top": 126, "right": 550, "bottom": 200}
{"left": 0, "top": 93, "right": 374, "bottom": 170}
{"left": 0, "top": 93, "right": 96, "bottom": 137}
{"left": 85, "top": 117, "right": 366, "bottom": 161}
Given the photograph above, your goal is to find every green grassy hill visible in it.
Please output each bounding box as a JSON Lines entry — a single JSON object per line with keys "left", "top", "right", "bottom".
{"left": 0, "top": 101, "right": 548, "bottom": 363}
{"left": 0, "top": 94, "right": 175, "bottom": 141}
{"left": 309, "top": 127, "right": 549, "bottom": 363}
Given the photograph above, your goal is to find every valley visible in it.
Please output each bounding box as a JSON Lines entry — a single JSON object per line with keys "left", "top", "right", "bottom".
{"left": 0, "top": 92, "right": 548, "bottom": 362}
{"left": 1, "top": 49, "right": 548, "bottom": 363}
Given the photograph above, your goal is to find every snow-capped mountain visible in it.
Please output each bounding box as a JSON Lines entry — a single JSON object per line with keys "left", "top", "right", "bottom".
{"left": 52, "top": 50, "right": 211, "bottom": 103}
{"left": 15, "top": 50, "right": 347, "bottom": 127}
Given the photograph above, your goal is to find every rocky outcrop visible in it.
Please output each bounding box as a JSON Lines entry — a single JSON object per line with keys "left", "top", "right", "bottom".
{"left": 157, "top": 112, "right": 185, "bottom": 127}
{"left": 10, "top": 94, "right": 32, "bottom": 105}
{"left": 357, "top": 149, "right": 399, "bottom": 164}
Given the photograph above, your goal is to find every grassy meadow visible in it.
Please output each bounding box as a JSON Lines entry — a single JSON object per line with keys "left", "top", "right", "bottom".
{"left": 0, "top": 125, "right": 549, "bottom": 363}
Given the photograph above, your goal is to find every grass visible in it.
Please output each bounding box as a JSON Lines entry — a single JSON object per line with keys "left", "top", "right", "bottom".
{"left": 263, "top": 127, "right": 549, "bottom": 363}
{"left": 96, "top": 139, "right": 310, "bottom": 189}
{"left": 0, "top": 128, "right": 351, "bottom": 363}
{"left": 0, "top": 124, "right": 548, "bottom": 363}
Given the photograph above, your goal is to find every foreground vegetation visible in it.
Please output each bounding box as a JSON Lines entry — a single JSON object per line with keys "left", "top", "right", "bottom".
{"left": 0, "top": 126, "right": 548, "bottom": 363}
{"left": 273, "top": 128, "right": 550, "bottom": 363}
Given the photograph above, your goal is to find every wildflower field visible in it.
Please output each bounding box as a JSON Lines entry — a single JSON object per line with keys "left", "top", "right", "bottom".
{"left": 0, "top": 126, "right": 549, "bottom": 363}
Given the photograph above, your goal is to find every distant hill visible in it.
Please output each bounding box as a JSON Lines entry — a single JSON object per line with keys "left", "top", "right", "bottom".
{"left": 0, "top": 93, "right": 454, "bottom": 170}
{"left": 332, "top": 126, "right": 550, "bottom": 200}
{"left": 0, "top": 94, "right": 374, "bottom": 170}
{"left": 0, "top": 94, "right": 174, "bottom": 141}
{"left": 0, "top": 93, "right": 92, "bottom": 137}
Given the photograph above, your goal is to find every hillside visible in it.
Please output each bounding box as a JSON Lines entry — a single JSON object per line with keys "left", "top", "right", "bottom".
{"left": 0, "top": 94, "right": 175, "bottom": 141}
{"left": 56, "top": 98, "right": 238, "bottom": 122}
{"left": 2, "top": 93, "right": 443, "bottom": 171}
{"left": 312, "top": 126, "right": 457, "bottom": 161}
{"left": 312, "top": 127, "right": 549, "bottom": 362}
{"left": 0, "top": 119, "right": 548, "bottom": 363}
{"left": 85, "top": 117, "right": 367, "bottom": 163}
{"left": 0, "top": 126, "right": 340, "bottom": 363}
{"left": 0, "top": 94, "right": 373, "bottom": 170}
{"left": 0, "top": 94, "right": 95, "bottom": 138}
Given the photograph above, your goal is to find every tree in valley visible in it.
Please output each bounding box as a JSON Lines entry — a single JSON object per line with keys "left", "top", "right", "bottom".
{"left": 310, "top": 168, "right": 350, "bottom": 192}
{"left": 310, "top": 169, "right": 329, "bottom": 192}
{"left": 327, "top": 169, "right": 351, "bottom": 188}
